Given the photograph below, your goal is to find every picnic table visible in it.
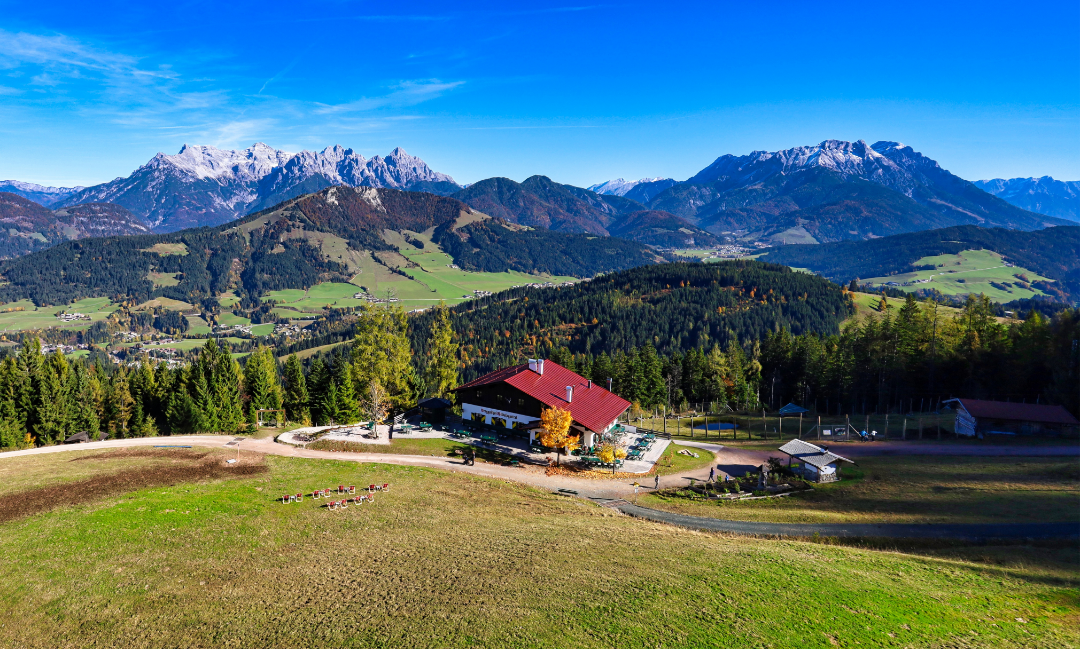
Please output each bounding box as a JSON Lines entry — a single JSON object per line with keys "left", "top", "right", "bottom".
{"left": 418, "top": 422, "right": 433, "bottom": 431}
{"left": 479, "top": 433, "right": 499, "bottom": 444}
{"left": 398, "top": 424, "right": 415, "bottom": 433}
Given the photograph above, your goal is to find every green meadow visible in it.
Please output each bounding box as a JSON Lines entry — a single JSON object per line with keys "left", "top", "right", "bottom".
{"left": 0, "top": 448, "right": 1075, "bottom": 648}
{"left": 0, "top": 297, "right": 116, "bottom": 333}
{"left": 864, "top": 249, "right": 1054, "bottom": 303}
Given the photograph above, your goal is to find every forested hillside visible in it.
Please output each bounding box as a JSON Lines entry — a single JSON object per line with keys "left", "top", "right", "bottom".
{"left": 451, "top": 175, "right": 716, "bottom": 246}
{"left": 0, "top": 186, "right": 667, "bottom": 306}
{"left": 0, "top": 192, "right": 150, "bottom": 259}
{"left": 758, "top": 225, "right": 1080, "bottom": 300}
{"left": 407, "top": 260, "right": 853, "bottom": 381}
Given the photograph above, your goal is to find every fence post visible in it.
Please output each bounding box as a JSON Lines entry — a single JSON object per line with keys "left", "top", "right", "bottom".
{"left": 817, "top": 415, "right": 821, "bottom": 441}
{"left": 846, "top": 414, "right": 850, "bottom": 438}
{"left": 762, "top": 410, "right": 767, "bottom": 440}
{"left": 779, "top": 416, "right": 783, "bottom": 439}
{"left": 690, "top": 414, "right": 694, "bottom": 439}
{"left": 799, "top": 413, "right": 803, "bottom": 439}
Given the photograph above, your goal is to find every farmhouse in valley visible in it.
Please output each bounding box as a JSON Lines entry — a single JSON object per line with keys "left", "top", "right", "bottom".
{"left": 945, "top": 399, "right": 1079, "bottom": 438}
{"left": 453, "top": 359, "right": 630, "bottom": 448}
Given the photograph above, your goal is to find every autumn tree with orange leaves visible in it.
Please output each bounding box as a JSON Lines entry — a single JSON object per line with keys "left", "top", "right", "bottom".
{"left": 539, "top": 406, "right": 577, "bottom": 466}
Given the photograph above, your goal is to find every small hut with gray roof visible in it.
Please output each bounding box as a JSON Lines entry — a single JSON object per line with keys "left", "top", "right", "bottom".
{"left": 777, "top": 439, "right": 854, "bottom": 483}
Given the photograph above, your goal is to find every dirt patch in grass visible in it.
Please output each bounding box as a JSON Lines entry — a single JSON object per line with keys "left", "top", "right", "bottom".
{"left": 307, "top": 438, "right": 518, "bottom": 464}
{"left": 0, "top": 449, "right": 266, "bottom": 524}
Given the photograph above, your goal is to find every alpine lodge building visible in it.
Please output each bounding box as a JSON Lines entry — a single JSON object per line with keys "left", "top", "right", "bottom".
{"left": 452, "top": 359, "right": 631, "bottom": 448}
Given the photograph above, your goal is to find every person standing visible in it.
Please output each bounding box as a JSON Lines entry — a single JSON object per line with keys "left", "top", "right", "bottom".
{"left": 708, "top": 466, "right": 715, "bottom": 483}
{"left": 654, "top": 474, "right": 660, "bottom": 489}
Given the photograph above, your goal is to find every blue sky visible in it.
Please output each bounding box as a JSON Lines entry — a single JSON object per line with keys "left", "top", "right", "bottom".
{"left": 0, "top": 0, "right": 1077, "bottom": 188}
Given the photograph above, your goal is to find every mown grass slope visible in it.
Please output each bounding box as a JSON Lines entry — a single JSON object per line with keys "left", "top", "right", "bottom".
{"left": 0, "top": 449, "right": 1076, "bottom": 648}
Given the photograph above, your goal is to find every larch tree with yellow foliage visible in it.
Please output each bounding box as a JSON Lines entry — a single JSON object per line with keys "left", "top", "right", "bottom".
{"left": 539, "top": 406, "right": 577, "bottom": 466}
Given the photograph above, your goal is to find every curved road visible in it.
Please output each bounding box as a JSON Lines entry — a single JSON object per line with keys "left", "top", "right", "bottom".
{"left": 3, "top": 435, "right": 1077, "bottom": 540}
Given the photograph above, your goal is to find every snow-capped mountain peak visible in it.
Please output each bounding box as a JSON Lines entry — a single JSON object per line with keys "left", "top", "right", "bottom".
{"left": 53, "top": 143, "right": 460, "bottom": 232}
{"left": 156, "top": 142, "right": 295, "bottom": 182}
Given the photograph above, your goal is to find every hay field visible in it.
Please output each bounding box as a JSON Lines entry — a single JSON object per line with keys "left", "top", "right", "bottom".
{"left": 0, "top": 449, "right": 1075, "bottom": 648}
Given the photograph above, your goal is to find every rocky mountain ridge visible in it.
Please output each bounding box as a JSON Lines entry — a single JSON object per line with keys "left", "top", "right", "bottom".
{"left": 52, "top": 143, "right": 460, "bottom": 233}
{"left": 973, "top": 176, "right": 1079, "bottom": 222}
{"left": 639, "top": 139, "right": 1070, "bottom": 243}
{"left": 0, "top": 180, "right": 86, "bottom": 207}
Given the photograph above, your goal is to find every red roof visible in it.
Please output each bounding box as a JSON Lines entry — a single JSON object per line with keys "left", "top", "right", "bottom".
{"left": 954, "top": 399, "right": 1079, "bottom": 425}
{"left": 455, "top": 361, "right": 630, "bottom": 433}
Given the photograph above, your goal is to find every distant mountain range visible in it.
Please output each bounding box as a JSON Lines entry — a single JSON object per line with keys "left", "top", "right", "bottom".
{"left": 3, "top": 139, "right": 1073, "bottom": 257}
{"left": 0, "top": 186, "right": 666, "bottom": 306}
{"left": 46, "top": 143, "right": 460, "bottom": 233}
{"left": 588, "top": 177, "right": 678, "bottom": 203}
{"left": 0, "top": 180, "right": 85, "bottom": 207}
{"left": 0, "top": 192, "right": 149, "bottom": 258}
{"left": 973, "top": 176, "right": 1079, "bottom": 222}
{"left": 644, "top": 140, "right": 1068, "bottom": 243}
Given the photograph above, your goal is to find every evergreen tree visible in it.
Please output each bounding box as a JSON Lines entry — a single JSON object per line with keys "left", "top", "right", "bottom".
{"left": 307, "top": 356, "right": 330, "bottom": 425}
{"left": 351, "top": 304, "right": 413, "bottom": 408}
{"left": 282, "top": 353, "right": 310, "bottom": 424}
{"left": 108, "top": 367, "right": 133, "bottom": 438}
{"left": 333, "top": 355, "right": 360, "bottom": 424}
{"left": 245, "top": 346, "right": 283, "bottom": 423}
{"left": 211, "top": 341, "right": 245, "bottom": 433}
{"left": 425, "top": 303, "right": 460, "bottom": 400}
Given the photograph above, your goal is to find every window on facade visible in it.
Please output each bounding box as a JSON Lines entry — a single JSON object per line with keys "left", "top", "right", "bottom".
{"left": 476, "top": 390, "right": 481, "bottom": 397}
{"left": 518, "top": 398, "right": 524, "bottom": 406}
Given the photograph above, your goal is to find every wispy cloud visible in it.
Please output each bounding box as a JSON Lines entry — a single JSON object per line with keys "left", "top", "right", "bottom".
{"left": 314, "top": 79, "right": 464, "bottom": 114}
{"left": 0, "top": 29, "right": 174, "bottom": 82}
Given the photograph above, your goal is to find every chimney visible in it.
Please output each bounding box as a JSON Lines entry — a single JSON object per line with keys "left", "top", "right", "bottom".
{"left": 538, "top": 359, "right": 544, "bottom": 375}
{"left": 607, "top": 378, "right": 613, "bottom": 391}
{"left": 566, "top": 385, "right": 573, "bottom": 403}
{"left": 528, "top": 359, "right": 537, "bottom": 373}
{"left": 587, "top": 380, "right": 592, "bottom": 389}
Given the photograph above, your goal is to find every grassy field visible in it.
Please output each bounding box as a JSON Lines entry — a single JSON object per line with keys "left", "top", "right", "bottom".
{"left": 639, "top": 455, "right": 1080, "bottom": 525}
{"left": 135, "top": 297, "right": 193, "bottom": 311}
{"left": 217, "top": 312, "right": 251, "bottom": 327}
{"left": 0, "top": 449, "right": 1075, "bottom": 648}
{"left": 278, "top": 340, "right": 349, "bottom": 361}
{"left": 863, "top": 250, "right": 1054, "bottom": 303}
{"left": 0, "top": 297, "right": 116, "bottom": 333}
{"left": 386, "top": 230, "right": 576, "bottom": 307}
{"left": 140, "top": 242, "right": 189, "bottom": 256}
{"left": 652, "top": 443, "right": 716, "bottom": 475}
{"left": 146, "top": 271, "right": 180, "bottom": 287}
{"left": 119, "top": 337, "right": 248, "bottom": 353}
{"left": 307, "top": 437, "right": 518, "bottom": 464}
